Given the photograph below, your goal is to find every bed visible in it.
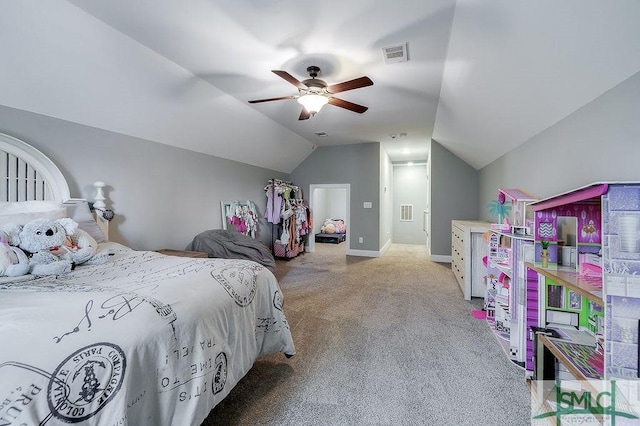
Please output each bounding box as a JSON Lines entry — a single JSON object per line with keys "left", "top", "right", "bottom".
{"left": 0, "top": 132, "right": 295, "bottom": 425}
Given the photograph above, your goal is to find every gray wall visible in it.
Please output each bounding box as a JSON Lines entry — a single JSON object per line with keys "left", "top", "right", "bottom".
{"left": 393, "top": 164, "right": 428, "bottom": 245}
{"left": 291, "top": 143, "right": 381, "bottom": 252}
{"left": 0, "top": 105, "right": 288, "bottom": 250}
{"left": 479, "top": 71, "right": 640, "bottom": 219}
{"left": 430, "top": 140, "right": 480, "bottom": 258}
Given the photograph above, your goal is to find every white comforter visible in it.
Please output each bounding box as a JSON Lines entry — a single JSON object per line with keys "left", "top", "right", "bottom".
{"left": 0, "top": 243, "right": 295, "bottom": 425}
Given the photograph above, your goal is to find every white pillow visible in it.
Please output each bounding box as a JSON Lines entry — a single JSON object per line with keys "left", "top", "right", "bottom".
{"left": 0, "top": 200, "right": 62, "bottom": 214}
{"left": 65, "top": 201, "right": 107, "bottom": 243}
{"left": 0, "top": 201, "right": 67, "bottom": 226}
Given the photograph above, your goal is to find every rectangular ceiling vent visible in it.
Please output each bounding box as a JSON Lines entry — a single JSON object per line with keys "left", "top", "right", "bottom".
{"left": 314, "top": 131, "right": 328, "bottom": 137}
{"left": 382, "top": 43, "right": 408, "bottom": 64}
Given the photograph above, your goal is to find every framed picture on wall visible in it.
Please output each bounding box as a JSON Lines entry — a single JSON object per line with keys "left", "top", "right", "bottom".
{"left": 568, "top": 290, "right": 582, "bottom": 310}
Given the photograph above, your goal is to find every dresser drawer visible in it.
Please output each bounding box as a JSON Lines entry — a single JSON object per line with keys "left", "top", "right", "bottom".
{"left": 451, "top": 240, "right": 463, "bottom": 262}
{"left": 451, "top": 224, "right": 464, "bottom": 247}
{"left": 451, "top": 255, "right": 464, "bottom": 285}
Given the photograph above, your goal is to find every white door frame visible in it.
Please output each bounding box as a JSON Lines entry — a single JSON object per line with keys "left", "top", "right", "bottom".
{"left": 308, "top": 183, "right": 351, "bottom": 253}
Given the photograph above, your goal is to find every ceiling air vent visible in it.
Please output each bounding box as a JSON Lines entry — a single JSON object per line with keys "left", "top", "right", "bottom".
{"left": 314, "top": 131, "right": 328, "bottom": 137}
{"left": 382, "top": 43, "right": 408, "bottom": 64}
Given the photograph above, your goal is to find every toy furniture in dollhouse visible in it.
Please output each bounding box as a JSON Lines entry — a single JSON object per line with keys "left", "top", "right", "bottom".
{"left": 526, "top": 182, "right": 640, "bottom": 384}
{"left": 557, "top": 216, "right": 578, "bottom": 268}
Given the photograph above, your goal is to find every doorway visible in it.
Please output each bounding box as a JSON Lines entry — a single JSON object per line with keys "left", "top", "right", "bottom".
{"left": 308, "top": 184, "right": 350, "bottom": 253}
{"left": 392, "top": 163, "right": 428, "bottom": 246}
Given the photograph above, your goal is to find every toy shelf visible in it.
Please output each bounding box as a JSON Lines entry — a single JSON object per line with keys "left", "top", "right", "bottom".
{"left": 525, "top": 262, "right": 603, "bottom": 306}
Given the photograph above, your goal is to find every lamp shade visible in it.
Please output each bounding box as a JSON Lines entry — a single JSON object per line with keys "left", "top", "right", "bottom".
{"left": 297, "top": 94, "right": 329, "bottom": 114}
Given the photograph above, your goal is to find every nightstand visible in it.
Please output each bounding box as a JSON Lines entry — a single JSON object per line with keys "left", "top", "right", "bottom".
{"left": 155, "top": 249, "right": 209, "bottom": 258}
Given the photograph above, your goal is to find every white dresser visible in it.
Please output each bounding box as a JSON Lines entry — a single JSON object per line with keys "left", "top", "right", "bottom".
{"left": 451, "top": 220, "right": 490, "bottom": 300}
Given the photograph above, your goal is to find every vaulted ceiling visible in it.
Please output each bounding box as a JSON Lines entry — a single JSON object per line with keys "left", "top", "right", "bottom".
{"left": 1, "top": 1, "right": 639, "bottom": 173}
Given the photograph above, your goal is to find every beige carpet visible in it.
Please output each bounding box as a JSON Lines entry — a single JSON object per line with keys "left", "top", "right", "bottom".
{"left": 203, "top": 243, "right": 532, "bottom": 425}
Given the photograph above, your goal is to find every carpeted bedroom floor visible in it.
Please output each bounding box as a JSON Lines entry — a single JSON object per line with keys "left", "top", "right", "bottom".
{"left": 203, "top": 243, "right": 532, "bottom": 425}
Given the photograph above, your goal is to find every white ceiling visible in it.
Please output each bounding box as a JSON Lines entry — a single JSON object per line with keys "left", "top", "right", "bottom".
{"left": 2, "top": 1, "right": 640, "bottom": 173}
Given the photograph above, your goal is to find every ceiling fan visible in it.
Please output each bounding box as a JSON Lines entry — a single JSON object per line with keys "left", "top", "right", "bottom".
{"left": 248, "top": 66, "right": 373, "bottom": 120}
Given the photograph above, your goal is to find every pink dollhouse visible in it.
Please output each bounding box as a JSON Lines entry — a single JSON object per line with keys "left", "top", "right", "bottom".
{"left": 528, "top": 182, "right": 640, "bottom": 380}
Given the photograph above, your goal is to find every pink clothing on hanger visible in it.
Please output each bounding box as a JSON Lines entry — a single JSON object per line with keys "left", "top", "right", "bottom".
{"left": 265, "top": 185, "right": 284, "bottom": 224}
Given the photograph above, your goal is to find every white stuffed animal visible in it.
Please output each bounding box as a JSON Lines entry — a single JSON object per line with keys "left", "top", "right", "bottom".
{"left": 0, "top": 233, "right": 30, "bottom": 277}
{"left": 4, "top": 218, "right": 109, "bottom": 276}
{"left": 321, "top": 219, "right": 336, "bottom": 234}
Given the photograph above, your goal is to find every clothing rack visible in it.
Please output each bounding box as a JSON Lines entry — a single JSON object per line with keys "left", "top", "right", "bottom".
{"left": 265, "top": 178, "right": 308, "bottom": 259}
{"left": 264, "top": 178, "right": 300, "bottom": 193}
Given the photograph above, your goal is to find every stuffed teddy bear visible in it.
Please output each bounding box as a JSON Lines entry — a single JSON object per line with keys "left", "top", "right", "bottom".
{"left": 3, "top": 217, "right": 110, "bottom": 276}
{"left": 0, "top": 233, "right": 30, "bottom": 277}
{"left": 321, "top": 219, "right": 336, "bottom": 234}
{"left": 5, "top": 218, "right": 74, "bottom": 276}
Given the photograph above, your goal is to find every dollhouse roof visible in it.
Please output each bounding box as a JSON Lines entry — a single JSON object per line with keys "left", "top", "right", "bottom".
{"left": 498, "top": 188, "right": 537, "bottom": 203}
{"left": 529, "top": 182, "right": 611, "bottom": 211}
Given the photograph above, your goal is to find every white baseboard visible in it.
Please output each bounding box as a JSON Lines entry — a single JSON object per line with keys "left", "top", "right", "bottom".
{"left": 430, "top": 254, "right": 452, "bottom": 263}
{"left": 346, "top": 248, "right": 381, "bottom": 258}
{"left": 380, "top": 239, "right": 391, "bottom": 255}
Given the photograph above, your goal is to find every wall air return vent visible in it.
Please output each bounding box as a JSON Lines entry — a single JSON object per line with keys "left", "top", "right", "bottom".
{"left": 400, "top": 204, "right": 413, "bottom": 221}
{"left": 382, "top": 43, "right": 408, "bottom": 64}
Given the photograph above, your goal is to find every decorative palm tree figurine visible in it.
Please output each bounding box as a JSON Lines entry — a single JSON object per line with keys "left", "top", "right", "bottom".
{"left": 541, "top": 240, "right": 550, "bottom": 268}
{"left": 487, "top": 199, "right": 511, "bottom": 225}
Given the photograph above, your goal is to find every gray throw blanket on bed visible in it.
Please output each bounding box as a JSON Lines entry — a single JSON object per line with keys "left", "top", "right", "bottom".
{"left": 186, "top": 229, "right": 276, "bottom": 271}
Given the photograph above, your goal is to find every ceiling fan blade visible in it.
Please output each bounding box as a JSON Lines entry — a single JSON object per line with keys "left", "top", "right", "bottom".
{"left": 328, "top": 97, "right": 369, "bottom": 114}
{"left": 272, "top": 70, "right": 308, "bottom": 90}
{"left": 298, "top": 108, "right": 311, "bottom": 121}
{"left": 326, "top": 76, "right": 373, "bottom": 94}
{"left": 248, "top": 95, "right": 296, "bottom": 104}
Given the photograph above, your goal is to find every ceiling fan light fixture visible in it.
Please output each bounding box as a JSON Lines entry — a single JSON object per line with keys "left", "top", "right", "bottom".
{"left": 297, "top": 94, "right": 329, "bottom": 115}
{"left": 248, "top": 67, "right": 372, "bottom": 120}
